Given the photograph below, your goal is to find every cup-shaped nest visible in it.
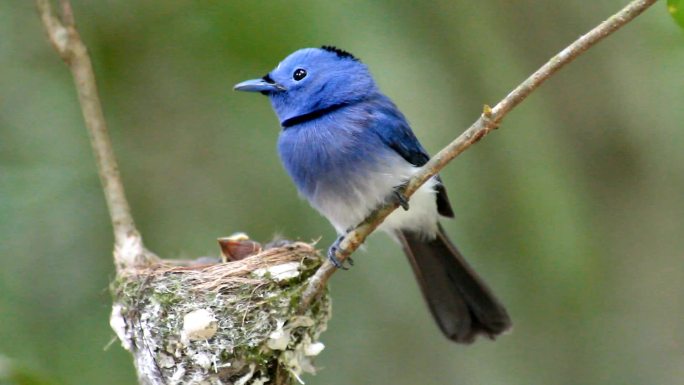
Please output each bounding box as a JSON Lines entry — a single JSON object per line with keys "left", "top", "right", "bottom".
{"left": 110, "top": 241, "right": 330, "bottom": 385}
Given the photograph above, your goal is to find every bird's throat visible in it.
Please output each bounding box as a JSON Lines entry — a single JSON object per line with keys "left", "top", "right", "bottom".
{"left": 281, "top": 102, "right": 352, "bottom": 129}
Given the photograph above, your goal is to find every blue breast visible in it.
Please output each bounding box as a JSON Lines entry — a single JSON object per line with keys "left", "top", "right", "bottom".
{"left": 277, "top": 105, "right": 389, "bottom": 201}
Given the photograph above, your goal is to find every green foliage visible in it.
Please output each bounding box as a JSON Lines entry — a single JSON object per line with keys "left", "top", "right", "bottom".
{"left": 0, "top": 357, "right": 54, "bottom": 385}
{"left": 668, "top": 0, "right": 684, "bottom": 28}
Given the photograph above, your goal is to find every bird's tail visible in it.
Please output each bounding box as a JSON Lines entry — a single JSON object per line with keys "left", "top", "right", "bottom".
{"left": 395, "top": 224, "right": 512, "bottom": 343}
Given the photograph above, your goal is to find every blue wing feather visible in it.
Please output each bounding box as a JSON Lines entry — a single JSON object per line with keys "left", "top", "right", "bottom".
{"left": 369, "top": 96, "right": 455, "bottom": 218}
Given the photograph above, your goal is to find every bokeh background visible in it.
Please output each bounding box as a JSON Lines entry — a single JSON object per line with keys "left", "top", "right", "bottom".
{"left": 2, "top": 1, "right": 683, "bottom": 384}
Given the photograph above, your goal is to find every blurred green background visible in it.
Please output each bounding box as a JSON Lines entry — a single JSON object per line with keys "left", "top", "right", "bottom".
{"left": 2, "top": 1, "right": 683, "bottom": 384}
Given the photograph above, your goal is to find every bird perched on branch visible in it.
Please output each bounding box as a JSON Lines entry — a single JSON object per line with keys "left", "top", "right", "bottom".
{"left": 235, "top": 46, "right": 511, "bottom": 343}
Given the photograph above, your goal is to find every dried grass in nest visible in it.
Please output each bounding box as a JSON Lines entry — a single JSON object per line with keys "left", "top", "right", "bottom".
{"left": 110, "top": 241, "right": 331, "bottom": 385}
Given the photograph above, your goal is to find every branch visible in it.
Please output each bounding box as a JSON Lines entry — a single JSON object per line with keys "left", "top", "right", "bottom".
{"left": 298, "top": 0, "right": 659, "bottom": 311}
{"left": 36, "top": 0, "right": 156, "bottom": 269}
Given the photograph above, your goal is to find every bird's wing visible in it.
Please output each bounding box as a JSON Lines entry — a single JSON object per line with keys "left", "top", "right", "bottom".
{"left": 370, "top": 98, "right": 455, "bottom": 218}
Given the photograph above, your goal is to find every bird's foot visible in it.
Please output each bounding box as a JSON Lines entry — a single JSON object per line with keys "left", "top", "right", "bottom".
{"left": 327, "top": 235, "right": 354, "bottom": 269}
{"left": 390, "top": 188, "right": 410, "bottom": 211}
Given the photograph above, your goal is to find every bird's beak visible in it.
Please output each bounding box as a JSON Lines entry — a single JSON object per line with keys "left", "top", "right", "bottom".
{"left": 233, "top": 77, "right": 285, "bottom": 93}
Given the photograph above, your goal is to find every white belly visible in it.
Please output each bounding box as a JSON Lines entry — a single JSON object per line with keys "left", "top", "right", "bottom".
{"left": 309, "top": 157, "right": 439, "bottom": 238}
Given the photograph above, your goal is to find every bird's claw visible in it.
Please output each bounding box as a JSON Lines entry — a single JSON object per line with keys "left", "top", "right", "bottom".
{"left": 391, "top": 189, "right": 410, "bottom": 211}
{"left": 327, "top": 235, "right": 354, "bottom": 269}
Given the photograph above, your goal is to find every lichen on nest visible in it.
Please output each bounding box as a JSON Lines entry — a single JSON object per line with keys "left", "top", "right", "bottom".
{"left": 110, "top": 241, "right": 331, "bottom": 385}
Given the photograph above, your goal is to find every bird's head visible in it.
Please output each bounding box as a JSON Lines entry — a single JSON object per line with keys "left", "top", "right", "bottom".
{"left": 234, "top": 46, "right": 376, "bottom": 125}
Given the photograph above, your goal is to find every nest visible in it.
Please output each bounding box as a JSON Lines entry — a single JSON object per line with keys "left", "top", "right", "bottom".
{"left": 110, "top": 241, "right": 330, "bottom": 385}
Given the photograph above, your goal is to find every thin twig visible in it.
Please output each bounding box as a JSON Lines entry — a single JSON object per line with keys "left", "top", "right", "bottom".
{"left": 298, "top": 0, "right": 659, "bottom": 312}
{"left": 36, "top": 0, "right": 156, "bottom": 269}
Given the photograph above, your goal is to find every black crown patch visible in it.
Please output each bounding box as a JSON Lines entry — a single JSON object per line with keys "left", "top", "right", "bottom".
{"left": 320, "top": 45, "right": 358, "bottom": 61}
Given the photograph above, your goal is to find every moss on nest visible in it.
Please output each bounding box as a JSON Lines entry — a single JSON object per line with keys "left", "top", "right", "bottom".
{"left": 110, "top": 242, "right": 330, "bottom": 385}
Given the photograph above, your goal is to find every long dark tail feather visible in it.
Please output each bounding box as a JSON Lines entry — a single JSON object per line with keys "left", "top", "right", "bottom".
{"left": 396, "top": 224, "right": 512, "bottom": 343}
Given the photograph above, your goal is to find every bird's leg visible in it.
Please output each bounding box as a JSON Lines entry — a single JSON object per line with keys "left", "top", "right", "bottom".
{"left": 327, "top": 233, "right": 354, "bottom": 269}
{"left": 390, "top": 184, "right": 410, "bottom": 211}
{"left": 327, "top": 235, "right": 345, "bottom": 269}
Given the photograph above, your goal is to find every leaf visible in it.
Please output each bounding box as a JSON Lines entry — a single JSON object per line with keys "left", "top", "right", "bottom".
{"left": 668, "top": 0, "right": 684, "bottom": 29}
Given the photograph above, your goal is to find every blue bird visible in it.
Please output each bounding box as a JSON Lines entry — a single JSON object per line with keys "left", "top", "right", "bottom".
{"left": 235, "top": 46, "right": 511, "bottom": 343}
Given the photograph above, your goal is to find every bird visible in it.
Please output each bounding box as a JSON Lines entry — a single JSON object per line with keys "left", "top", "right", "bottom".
{"left": 234, "top": 46, "right": 511, "bottom": 343}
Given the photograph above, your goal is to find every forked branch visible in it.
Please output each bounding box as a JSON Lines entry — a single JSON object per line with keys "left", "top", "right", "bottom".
{"left": 36, "top": 0, "right": 658, "bottom": 319}
{"left": 36, "top": 0, "right": 156, "bottom": 269}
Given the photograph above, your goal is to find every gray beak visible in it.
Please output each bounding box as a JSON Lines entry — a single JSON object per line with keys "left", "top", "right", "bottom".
{"left": 233, "top": 77, "right": 285, "bottom": 93}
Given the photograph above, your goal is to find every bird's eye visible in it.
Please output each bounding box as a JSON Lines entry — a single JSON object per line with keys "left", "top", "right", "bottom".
{"left": 293, "top": 68, "right": 307, "bottom": 81}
